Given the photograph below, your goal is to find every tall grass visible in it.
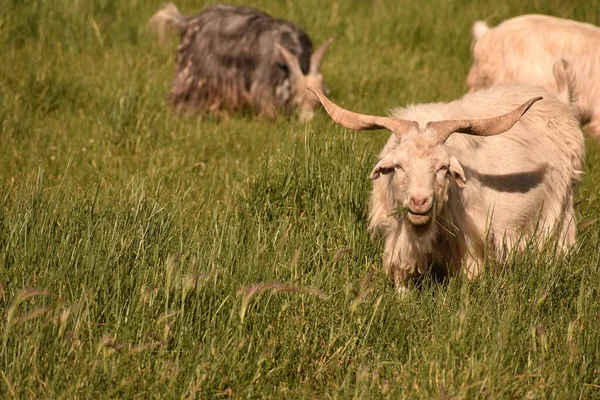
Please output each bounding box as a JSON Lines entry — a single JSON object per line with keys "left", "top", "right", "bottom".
{"left": 1, "top": 0, "right": 600, "bottom": 397}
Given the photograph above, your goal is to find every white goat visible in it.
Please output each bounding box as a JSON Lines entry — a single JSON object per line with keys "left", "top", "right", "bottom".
{"left": 310, "top": 61, "right": 584, "bottom": 292}
{"left": 467, "top": 14, "right": 600, "bottom": 140}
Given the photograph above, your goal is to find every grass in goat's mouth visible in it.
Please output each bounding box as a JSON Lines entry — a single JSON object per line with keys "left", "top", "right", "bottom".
{"left": 389, "top": 206, "right": 457, "bottom": 237}
{"left": 390, "top": 206, "right": 410, "bottom": 218}
{"left": 390, "top": 206, "right": 431, "bottom": 218}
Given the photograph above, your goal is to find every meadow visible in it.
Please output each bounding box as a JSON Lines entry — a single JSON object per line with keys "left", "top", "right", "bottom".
{"left": 1, "top": 0, "right": 600, "bottom": 397}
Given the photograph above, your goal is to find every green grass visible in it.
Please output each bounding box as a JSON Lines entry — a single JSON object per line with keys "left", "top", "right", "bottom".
{"left": 2, "top": 0, "right": 600, "bottom": 397}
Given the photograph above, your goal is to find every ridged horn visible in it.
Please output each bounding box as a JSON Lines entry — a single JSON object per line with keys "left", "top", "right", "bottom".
{"left": 309, "top": 37, "right": 334, "bottom": 74}
{"left": 308, "top": 88, "right": 419, "bottom": 138}
{"left": 427, "top": 97, "right": 543, "bottom": 142}
{"left": 276, "top": 44, "right": 304, "bottom": 81}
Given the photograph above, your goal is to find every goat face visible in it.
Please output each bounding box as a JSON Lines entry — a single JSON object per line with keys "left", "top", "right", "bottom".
{"left": 307, "top": 87, "right": 542, "bottom": 228}
{"left": 277, "top": 38, "right": 333, "bottom": 121}
{"left": 292, "top": 71, "right": 329, "bottom": 121}
{"left": 371, "top": 131, "right": 466, "bottom": 228}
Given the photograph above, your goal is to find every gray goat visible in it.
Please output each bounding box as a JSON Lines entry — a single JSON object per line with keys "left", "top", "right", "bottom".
{"left": 149, "top": 3, "right": 333, "bottom": 120}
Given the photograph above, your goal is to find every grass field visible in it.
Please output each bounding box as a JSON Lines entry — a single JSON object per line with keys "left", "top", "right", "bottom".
{"left": 2, "top": 0, "right": 600, "bottom": 397}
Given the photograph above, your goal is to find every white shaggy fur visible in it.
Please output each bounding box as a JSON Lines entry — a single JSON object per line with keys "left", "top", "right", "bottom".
{"left": 467, "top": 14, "right": 600, "bottom": 140}
{"left": 367, "top": 64, "right": 584, "bottom": 290}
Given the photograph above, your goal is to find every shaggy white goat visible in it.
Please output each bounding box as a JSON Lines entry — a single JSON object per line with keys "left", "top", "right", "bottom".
{"left": 310, "top": 60, "right": 584, "bottom": 292}
{"left": 467, "top": 14, "right": 600, "bottom": 140}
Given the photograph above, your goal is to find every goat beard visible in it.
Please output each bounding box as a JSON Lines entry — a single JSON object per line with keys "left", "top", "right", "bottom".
{"left": 407, "top": 212, "right": 432, "bottom": 226}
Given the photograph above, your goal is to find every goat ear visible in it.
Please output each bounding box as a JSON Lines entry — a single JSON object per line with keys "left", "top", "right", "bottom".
{"left": 370, "top": 157, "right": 396, "bottom": 180}
{"left": 449, "top": 156, "right": 466, "bottom": 188}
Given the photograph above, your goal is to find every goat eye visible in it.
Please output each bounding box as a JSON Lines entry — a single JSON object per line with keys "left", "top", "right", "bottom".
{"left": 437, "top": 165, "right": 448, "bottom": 173}
{"left": 395, "top": 164, "right": 404, "bottom": 171}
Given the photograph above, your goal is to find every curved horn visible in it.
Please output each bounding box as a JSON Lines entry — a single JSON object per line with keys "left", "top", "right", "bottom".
{"left": 428, "top": 96, "right": 543, "bottom": 142}
{"left": 308, "top": 88, "right": 419, "bottom": 137}
{"left": 276, "top": 44, "right": 304, "bottom": 81}
{"left": 309, "top": 37, "right": 334, "bottom": 74}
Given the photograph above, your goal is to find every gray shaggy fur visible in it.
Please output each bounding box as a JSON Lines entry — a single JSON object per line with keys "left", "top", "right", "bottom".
{"left": 149, "top": 3, "right": 332, "bottom": 119}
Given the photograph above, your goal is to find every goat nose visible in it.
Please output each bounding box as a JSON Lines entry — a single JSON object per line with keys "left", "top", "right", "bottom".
{"left": 410, "top": 197, "right": 428, "bottom": 208}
